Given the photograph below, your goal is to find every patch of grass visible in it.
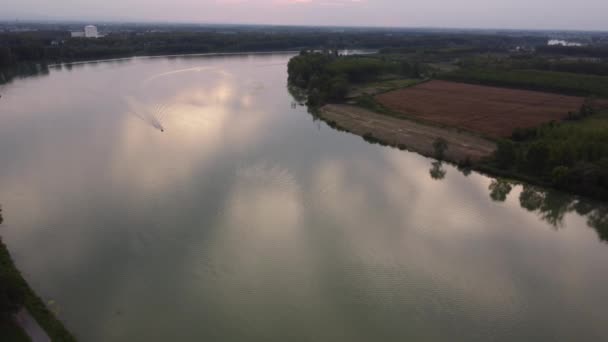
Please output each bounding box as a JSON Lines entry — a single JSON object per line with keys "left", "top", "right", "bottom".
{"left": 368, "top": 78, "right": 421, "bottom": 89}
{"left": 354, "top": 95, "right": 390, "bottom": 114}
{"left": 346, "top": 78, "right": 424, "bottom": 99}
{"left": 0, "top": 238, "right": 76, "bottom": 342}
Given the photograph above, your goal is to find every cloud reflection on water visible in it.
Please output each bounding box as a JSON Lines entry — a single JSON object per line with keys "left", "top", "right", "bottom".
{"left": 0, "top": 53, "right": 607, "bottom": 341}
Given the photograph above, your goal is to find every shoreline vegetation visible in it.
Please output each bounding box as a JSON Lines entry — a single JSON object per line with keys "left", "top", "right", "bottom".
{"left": 0, "top": 208, "right": 76, "bottom": 341}
{"left": 287, "top": 47, "right": 608, "bottom": 201}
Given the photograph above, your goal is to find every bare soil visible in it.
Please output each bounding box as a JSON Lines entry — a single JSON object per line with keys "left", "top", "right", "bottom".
{"left": 375, "top": 80, "right": 607, "bottom": 138}
{"left": 319, "top": 104, "right": 496, "bottom": 163}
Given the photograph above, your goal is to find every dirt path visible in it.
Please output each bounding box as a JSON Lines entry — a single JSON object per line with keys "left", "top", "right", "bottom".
{"left": 319, "top": 104, "right": 496, "bottom": 163}
{"left": 15, "top": 308, "right": 51, "bottom": 342}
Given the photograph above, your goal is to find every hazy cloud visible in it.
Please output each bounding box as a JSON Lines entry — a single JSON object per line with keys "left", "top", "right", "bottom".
{"left": 1, "top": 0, "right": 607, "bottom": 30}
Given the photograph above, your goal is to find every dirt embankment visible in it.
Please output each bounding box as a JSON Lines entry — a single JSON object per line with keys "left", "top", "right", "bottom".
{"left": 319, "top": 104, "right": 496, "bottom": 163}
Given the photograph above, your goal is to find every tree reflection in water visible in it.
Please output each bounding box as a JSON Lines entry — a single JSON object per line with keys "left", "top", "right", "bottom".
{"left": 457, "top": 164, "right": 472, "bottom": 177}
{"left": 0, "top": 63, "right": 50, "bottom": 87}
{"left": 429, "top": 161, "right": 447, "bottom": 180}
{"left": 487, "top": 179, "right": 608, "bottom": 243}
{"left": 489, "top": 179, "right": 513, "bottom": 202}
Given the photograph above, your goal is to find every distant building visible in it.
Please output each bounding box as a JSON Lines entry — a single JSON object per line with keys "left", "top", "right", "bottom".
{"left": 71, "top": 25, "right": 99, "bottom": 39}
{"left": 84, "top": 25, "right": 99, "bottom": 38}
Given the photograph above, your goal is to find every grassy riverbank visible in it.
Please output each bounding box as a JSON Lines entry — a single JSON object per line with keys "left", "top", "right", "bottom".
{"left": 0, "top": 237, "right": 76, "bottom": 341}
{"left": 314, "top": 103, "right": 608, "bottom": 202}
{"left": 318, "top": 104, "right": 495, "bottom": 163}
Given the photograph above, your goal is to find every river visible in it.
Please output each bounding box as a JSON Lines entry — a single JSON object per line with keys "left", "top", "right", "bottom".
{"left": 0, "top": 52, "right": 607, "bottom": 341}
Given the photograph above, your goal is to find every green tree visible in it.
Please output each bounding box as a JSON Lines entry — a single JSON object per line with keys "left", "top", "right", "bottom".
{"left": 525, "top": 142, "right": 550, "bottom": 174}
{"left": 327, "top": 76, "right": 349, "bottom": 100}
{"left": 494, "top": 140, "right": 516, "bottom": 168}
{"left": 433, "top": 137, "right": 448, "bottom": 160}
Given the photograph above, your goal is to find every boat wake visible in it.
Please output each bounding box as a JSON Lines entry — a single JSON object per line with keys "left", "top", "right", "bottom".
{"left": 125, "top": 96, "right": 172, "bottom": 132}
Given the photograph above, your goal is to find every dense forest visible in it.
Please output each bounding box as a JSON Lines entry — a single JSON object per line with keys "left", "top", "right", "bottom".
{"left": 438, "top": 53, "right": 608, "bottom": 97}
{"left": 486, "top": 109, "right": 608, "bottom": 200}
{"left": 0, "top": 30, "right": 547, "bottom": 68}
{"left": 459, "top": 54, "right": 608, "bottom": 76}
{"left": 441, "top": 69, "right": 608, "bottom": 97}
{"left": 536, "top": 45, "right": 608, "bottom": 58}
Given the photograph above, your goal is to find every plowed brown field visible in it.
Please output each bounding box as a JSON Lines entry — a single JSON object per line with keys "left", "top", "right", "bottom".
{"left": 375, "top": 80, "right": 607, "bottom": 138}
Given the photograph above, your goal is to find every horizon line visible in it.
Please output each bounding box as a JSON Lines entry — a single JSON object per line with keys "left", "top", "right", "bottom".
{"left": 1, "top": 18, "right": 607, "bottom": 34}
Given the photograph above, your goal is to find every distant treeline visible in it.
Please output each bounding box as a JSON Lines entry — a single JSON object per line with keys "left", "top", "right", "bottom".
{"left": 441, "top": 68, "right": 608, "bottom": 98}
{"left": 536, "top": 45, "right": 608, "bottom": 58}
{"left": 0, "top": 30, "right": 548, "bottom": 68}
{"left": 457, "top": 54, "right": 608, "bottom": 77}
{"left": 378, "top": 34, "right": 545, "bottom": 54}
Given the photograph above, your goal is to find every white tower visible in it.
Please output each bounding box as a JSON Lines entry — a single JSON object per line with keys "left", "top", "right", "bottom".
{"left": 84, "top": 25, "right": 98, "bottom": 38}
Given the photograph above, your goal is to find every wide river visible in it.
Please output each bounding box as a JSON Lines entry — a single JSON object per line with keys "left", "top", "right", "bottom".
{"left": 0, "top": 53, "right": 607, "bottom": 341}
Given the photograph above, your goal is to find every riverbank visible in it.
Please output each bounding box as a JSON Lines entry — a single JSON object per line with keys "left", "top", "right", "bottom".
{"left": 288, "top": 50, "right": 608, "bottom": 201}
{"left": 0, "top": 238, "right": 76, "bottom": 341}
{"left": 319, "top": 104, "right": 496, "bottom": 164}
{"left": 317, "top": 102, "right": 608, "bottom": 201}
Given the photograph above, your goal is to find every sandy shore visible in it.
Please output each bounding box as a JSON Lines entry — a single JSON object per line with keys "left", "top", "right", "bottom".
{"left": 319, "top": 104, "right": 496, "bottom": 163}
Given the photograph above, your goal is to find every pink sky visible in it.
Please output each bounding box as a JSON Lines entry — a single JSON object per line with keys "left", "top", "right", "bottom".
{"left": 2, "top": 0, "right": 608, "bottom": 31}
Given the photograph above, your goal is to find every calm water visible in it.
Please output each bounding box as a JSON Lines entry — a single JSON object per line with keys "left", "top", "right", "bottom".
{"left": 1, "top": 53, "right": 607, "bottom": 341}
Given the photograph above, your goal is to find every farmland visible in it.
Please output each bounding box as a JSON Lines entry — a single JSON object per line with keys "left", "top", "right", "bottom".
{"left": 375, "top": 80, "right": 606, "bottom": 138}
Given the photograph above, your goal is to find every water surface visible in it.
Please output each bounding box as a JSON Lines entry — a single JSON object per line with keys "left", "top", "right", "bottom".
{"left": 0, "top": 53, "right": 607, "bottom": 341}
